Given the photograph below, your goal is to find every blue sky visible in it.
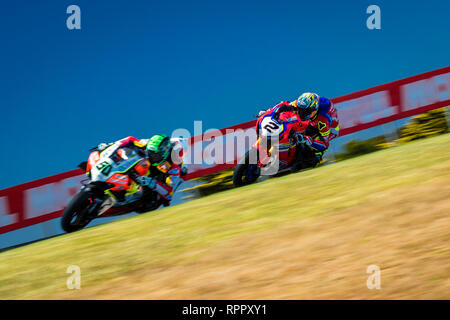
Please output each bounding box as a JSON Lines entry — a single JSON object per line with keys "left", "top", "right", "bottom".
{"left": 0, "top": 0, "right": 449, "bottom": 188}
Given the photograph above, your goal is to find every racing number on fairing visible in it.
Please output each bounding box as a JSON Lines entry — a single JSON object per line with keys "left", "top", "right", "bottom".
{"left": 263, "top": 121, "right": 280, "bottom": 133}
{"left": 96, "top": 161, "right": 112, "bottom": 176}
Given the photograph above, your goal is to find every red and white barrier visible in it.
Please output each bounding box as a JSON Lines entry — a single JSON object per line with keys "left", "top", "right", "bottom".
{"left": 1, "top": 66, "right": 449, "bottom": 235}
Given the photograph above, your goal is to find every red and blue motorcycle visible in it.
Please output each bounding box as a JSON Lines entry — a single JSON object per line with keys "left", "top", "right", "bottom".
{"left": 233, "top": 108, "right": 310, "bottom": 187}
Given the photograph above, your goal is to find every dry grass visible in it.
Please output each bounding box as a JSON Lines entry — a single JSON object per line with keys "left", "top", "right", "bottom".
{"left": 1, "top": 134, "right": 449, "bottom": 299}
{"left": 57, "top": 176, "right": 450, "bottom": 299}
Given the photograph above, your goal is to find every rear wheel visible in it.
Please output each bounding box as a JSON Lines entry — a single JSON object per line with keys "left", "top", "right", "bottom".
{"left": 61, "top": 190, "right": 93, "bottom": 233}
{"left": 233, "top": 149, "right": 261, "bottom": 187}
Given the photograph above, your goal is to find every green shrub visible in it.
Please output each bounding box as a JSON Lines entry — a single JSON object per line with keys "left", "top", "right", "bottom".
{"left": 335, "top": 136, "right": 386, "bottom": 161}
{"left": 398, "top": 108, "right": 448, "bottom": 143}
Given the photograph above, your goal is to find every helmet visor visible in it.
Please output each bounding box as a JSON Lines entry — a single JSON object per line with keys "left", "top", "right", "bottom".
{"left": 298, "top": 107, "right": 313, "bottom": 120}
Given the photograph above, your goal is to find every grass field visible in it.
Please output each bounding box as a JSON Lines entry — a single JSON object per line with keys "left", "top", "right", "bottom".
{"left": 1, "top": 134, "right": 449, "bottom": 299}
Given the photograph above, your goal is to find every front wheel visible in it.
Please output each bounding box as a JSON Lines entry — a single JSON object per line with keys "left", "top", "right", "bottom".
{"left": 61, "top": 190, "right": 94, "bottom": 233}
{"left": 233, "top": 149, "right": 261, "bottom": 187}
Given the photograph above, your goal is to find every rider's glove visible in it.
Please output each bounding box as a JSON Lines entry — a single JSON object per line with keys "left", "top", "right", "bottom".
{"left": 135, "top": 176, "right": 156, "bottom": 189}
{"left": 180, "top": 166, "right": 188, "bottom": 177}
{"left": 303, "top": 136, "right": 313, "bottom": 146}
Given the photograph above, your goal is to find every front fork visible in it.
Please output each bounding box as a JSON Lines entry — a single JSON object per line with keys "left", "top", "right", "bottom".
{"left": 80, "top": 184, "right": 109, "bottom": 217}
{"left": 252, "top": 138, "right": 275, "bottom": 168}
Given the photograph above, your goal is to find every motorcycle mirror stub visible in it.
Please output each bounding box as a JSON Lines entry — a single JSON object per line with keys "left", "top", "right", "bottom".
{"left": 78, "top": 161, "right": 88, "bottom": 171}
